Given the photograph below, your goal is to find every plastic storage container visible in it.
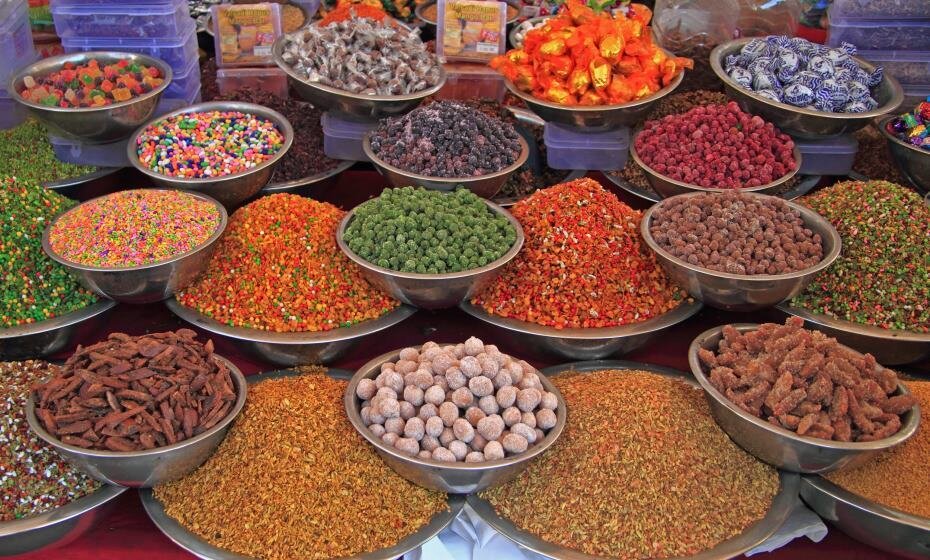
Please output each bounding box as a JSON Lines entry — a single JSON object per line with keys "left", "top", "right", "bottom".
{"left": 154, "top": 87, "right": 202, "bottom": 117}
{"left": 51, "top": 1, "right": 193, "bottom": 39}
{"left": 793, "top": 134, "right": 858, "bottom": 176}
{"left": 48, "top": 134, "right": 131, "bottom": 167}
{"left": 544, "top": 124, "right": 630, "bottom": 171}
{"left": 1, "top": 0, "right": 39, "bottom": 86}
{"left": 321, "top": 112, "right": 377, "bottom": 161}
{"left": 212, "top": 3, "right": 282, "bottom": 67}
{"left": 61, "top": 21, "right": 198, "bottom": 71}
{"left": 827, "top": 16, "right": 930, "bottom": 51}
{"left": 829, "top": 0, "right": 930, "bottom": 20}
{"left": 436, "top": 62, "right": 505, "bottom": 102}
{"left": 164, "top": 57, "right": 201, "bottom": 102}
{"left": 902, "top": 84, "right": 930, "bottom": 109}
{"left": 0, "top": 89, "right": 28, "bottom": 130}
{"left": 858, "top": 50, "right": 930, "bottom": 87}
{"left": 216, "top": 67, "right": 288, "bottom": 98}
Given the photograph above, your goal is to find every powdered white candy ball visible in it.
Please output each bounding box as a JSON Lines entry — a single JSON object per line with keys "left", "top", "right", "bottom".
{"left": 382, "top": 432, "right": 399, "bottom": 446}
{"left": 419, "top": 450, "right": 432, "bottom": 459}
{"left": 535, "top": 428, "right": 545, "bottom": 442}
{"left": 413, "top": 371, "right": 434, "bottom": 390}
{"left": 399, "top": 401, "right": 416, "bottom": 421}
{"left": 361, "top": 406, "right": 372, "bottom": 425}
{"left": 432, "top": 447, "right": 456, "bottom": 462}
{"left": 521, "top": 411, "right": 537, "bottom": 428}
{"left": 502, "top": 433, "right": 528, "bottom": 454}
{"left": 422, "top": 341, "right": 440, "bottom": 351}
{"left": 511, "top": 422, "right": 536, "bottom": 443}
{"left": 403, "top": 385, "right": 424, "bottom": 406}
{"left": 445, "top": 367, "right": 467, "bottom": 390}
{"left": 376, "top": 387, "right": 397, "bottom": 400}
{"left": 385, "top": 417, "right": 405, "bottom": 435}
{"left": 421, "top": 347, "right": 442, "bottom": 362}
{"left": 384, "top": 371, "right": 404, "bottom": 393}
{"left": 395, "top": 437, "right": 419, "bottom": 456}
{"left": 356, "top": 379, "right": 377, "bottom": 400}
{"left": 516, "top": 388, "right": 541, "bottom": 412}
{"left": 493, "top": 372, "right": 513, "bottom": 389}
{"left": 369, "top": 409, "right": 386, "bottom": 425}
{"left": 448, "top": 440, "right": 468, "bottom": 461}
{"left": 380, "top": 362, "right": 396, "bottom": 373}
{"left": 469, "top": 376, "right": 494, "bottom": 398}
{"left": 453, "top": 418, "right": 475, "bottom": 443}
{"left": 459, "top": 356, "right": 481, "bottom": 378}
{"left": 424, "top": 385, "right": 446, "bottom": 406}
{"left": 378, "top": 398, "right": 400, "bottom": 418}
{"left": 465, "top": 452, "right": 485, "bottom": 463}
{"left": 418, "top": 403, "right": 438, "bottom": 420}
{"left": 496, "top": 386, "right": 517, "bottom": 409}
{"left": 433, "top": 375, "right": 448, "bottom": 392}
{"left": 465, "top": 406, "right": 486, "bottom": 427}
{"left": 477, "top": 354, "right": 500, "bottom": 377}
{"left": 421, "top": 434, "right": 440, "bottom": 452}
{"left": 404, "top": 372, "right": 417, "bottom": 387}
{"left": 404, "top": 417, "right": 426, "bottom": 440}
{"left": 453, "top": 344, "right": 465, "bottom": 359}
{"left": 439, "top": 427, "right": 456, "bottom": 446}
{"left": 369, "top": 424, "right": 385, "bottom": 437}
{"left": 432, "top": 353, "right": 456, "bottom": 375}
{"left": 398, "top": 347, "right": 419, "bottom": 362}
{"left": 478, "top": 395, "right": 499, "bottom": 415}
{"left": 450, "top": 387, "right": 474, "bottom": 408}
{"left": 471, "top": 433, "right": 488, "bottom": 451}
{"left": 540, "top": 391, "right": 558, "bottom": 410}
{"left": 463, "top": 336, "right": 484, "bottom": 356}
{"left": 483, "top": 440, "right": 505, "bottom": 460}
{"left": 425, "top": 416, "right": 444, "bottom": 438}
{"left": 501, "top": 406, "right": 521, "bottom": 427}
{"left": 536, "top": 408, "right": 557, "bottom": 430}
{"left": 519, "top": 360, "right": 535, "bottom": 374}
{"left": 395, "top": 360, "right": 418, "bottom": 374}
{"left": 476, "top": 414, "right": 505, "bottom": 441}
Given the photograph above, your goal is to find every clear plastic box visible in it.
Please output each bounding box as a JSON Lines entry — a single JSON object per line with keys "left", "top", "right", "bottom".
{"left": 902, "top": 85, "right": 930, "bottom": 110}
{"left": 0, "top": 89, "right": 28, "bottom": 130}
{"left": 543, "top": 124, "right": 630, "bottom": 171}
{"left": 51, "top": 1, "right": 193, "bottom": 39}
{"left": 291, "top": 0, "right": 321, "bottom": 20}
{"left": 858, "top": 49, "right": 930, "bottom": 87}
{"left": 154, "top": 87, "right": 202, "bottom": 117}
{"left": 165, "top": 57, "right": 202, "bottom": 101}
{"left": 793, "top": 134, "right": 858, "bottom": 176}
{"left": 212, "top": 3, "right": 282, "bottom": 68}
{"left": 827, "top": 16, "right": 930, "bottom": 51}
{"left": 321, "top": 112, "right": 377, "bottom": 161}
{"left": 829, "top": 0, "right": 930, "bottom": 20}
{"left": 217, "top": 67, "right": 288, "bottom": 98}
{"left": 1, "top": 0, "right": 38, "bottom": 86}
{"left": 61, "top": 21, "right": 198, "bottom": 71}
{"left": 436, "top": 62, "right": 505, "bottom": 102}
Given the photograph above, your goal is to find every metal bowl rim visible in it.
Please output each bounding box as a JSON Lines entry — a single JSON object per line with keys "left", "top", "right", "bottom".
{"left": 25, "top": 356, "right": 247, "bottom": 458}
{"left": 0, "top": 299, "right": 116, "bottom": 340}
{"left": 801, "top": 475, "right": 930, "bottom": 531}
{"left": 0, "top": 484, "right": 126, "bottom": 539}
{"left": 507, "top": 15, "right": 555, "bottom": 49}
{"left": 878, "top": 114, "right": 930, "bottom": 157}
{"left": 688, "top": 323, "right": 921, "bottom": 451}
{"left": 261, "top": 159, "right": 355, "bottom": 193}
{"left": 44, "top": 167, "right": 121, "bottom": 191}
{"left": 344, "top": 346, "right": 567, "bottom": 471}
{"left": 416, "top": 0, "right": 521, "bottom": 25}
{"left": 776, "top": 304, "right": 930, "bottom": 343}
{"left": 640, "top": 192, "right": 842, "bottom": 281}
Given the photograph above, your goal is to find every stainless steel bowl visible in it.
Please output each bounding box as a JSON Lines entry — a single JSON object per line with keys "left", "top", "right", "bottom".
{"left": 0, "top": 300, "right": 115, "bottom": 361}
{"left": 166, "top": 298, "right": 417, "bottom": 367}
{"left": 25, "top": 356, "right": 247, "bottom": 488}
{"left": 127, "top": 102, "right": 295, "bottom": 208}
{"left": 711, "top": 38, "right": 904, "bottom": 139}
{"left": 0, "top": 486, "right": 126, "bottom": 557}
{"left": 460, "top": 299, "right": 702, "bottom": 360}
{"left": 688, "top": 323, "right": 921, "bottom": 473}
{"left": 260, "top": 159, "right": 354, "bottom": 196}
{"left": 44, "top": 167, "right": 120, "bottom": 196}
{"left": 641, "top": 192, "right": 842, "bottom": 311}
{"left": 345, "top": 347, "right": 567, "bottom": 493}
{"left": 800, "top": 475, "right": 930, "bottom": 560}
{"left": 42, "top": 190, "right": 228, "bottom": 304}
{"left": 776, "top": 304, "right": 930, "bottom": 366}
{"left": 336, "top": 199, "right": 524, "bottom": 309}
{"left": 508, "top": 16, "right": 552, "bottom": 50}
{"left": 417, "top": 0, "right": 521, "bottom": 28}
{"left": 880, "top": 115, "right": 930, "bottom": 194}
{"left": 8, "top": 51, "right": 173, "bottom": 145}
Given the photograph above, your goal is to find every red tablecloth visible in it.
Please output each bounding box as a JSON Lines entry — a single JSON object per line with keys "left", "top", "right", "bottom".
{"left": 24, "top": 169, "right": 922, "bottom": 560}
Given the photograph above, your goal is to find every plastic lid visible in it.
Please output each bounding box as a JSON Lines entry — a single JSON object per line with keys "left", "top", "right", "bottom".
{"left": 544, "top": 123, "right": 631, "bottom": 149}
{"left": 216, "top": 67, "right": 288, "bottom": 78}
{"left": 857, "top": 49, "right": 930, "bottom": 63}
{"left": 829, "top": 14, "right": 930, "bottom": 26}
{"left": 0, "top": 0, "right": 28, "bottom": 34}
{"left": 59, "top": 17, "right": 196, "bottom": 48}
{"left": 50, "top": 1, "right": 187, "bottom": 14}
{"left": 322, "top": 112, "right": 378, "bottom": 139}
{"left": 792, "top": 134, "right": 859, "bottom": 155}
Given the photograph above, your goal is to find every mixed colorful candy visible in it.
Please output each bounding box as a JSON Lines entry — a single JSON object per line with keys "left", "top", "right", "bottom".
{"left": 18, "top": 58, "right": 165, "bottom": 108}
{"left": 886, "top": 99, "right": 930, "bottom": 151}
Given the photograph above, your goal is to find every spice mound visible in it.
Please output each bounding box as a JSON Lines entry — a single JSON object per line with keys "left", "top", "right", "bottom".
{"left": 357, "top": 337, "right": 559, "bottom": 462}
{"left": 18, "top": 58, "right": 165, "bottom": 107}
{"left": 48, "top": 190, "right": 223, "bottom": 268}
{"left": 826, "top": 381, "right": 930, "bottom": 519}
{"left": 0, "top": 120, "right": 95, "bottom": 184}
{"left": 649, "top": 191, "right": 824, "bottom": 275}
{"left": 698, "top": 317, "right": 917, "bottom": 442}
{"left": 177, "top": 194, "right": 397, "bottom": 332}
{"left": 155, "top": 372, "right": 447, "bottom": 560}
{"left": 33, "top": 329, "right": 238, "bottom": 452}
{"left": 635, "top": 102, "right": 797, "bottom": 189}
{"left": 345, "top": 187, "right": 517, "bottom": 273}
{"left": 369, "top": 101, "right": 523, "bottom": 177}
{"left": 134, "top": 110, "right": 285, "bottom": 179}
{"left": 472, "top": 178, "right": 686, "bottom": 329}
{"left": 0, "top": 177, "right": 97, "bottom": 328}
{"left": 279, "top": 16, "right": 440, "bottom": 95}
{"left": 1, "top": 361, "right": 101, "bottom": 521}
{"left": 887, "top": 100, "right": 930, "bottom": 151}
{"left": 789, "top": 180, "right": 930, "bottom": 333}
{"left": 480, "top": 369, "right": 779, "bottom": 559}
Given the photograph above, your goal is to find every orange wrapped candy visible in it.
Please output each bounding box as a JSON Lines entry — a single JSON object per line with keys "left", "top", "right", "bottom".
{"left": 491, "top": 0, "right": 692, "bottom": 106}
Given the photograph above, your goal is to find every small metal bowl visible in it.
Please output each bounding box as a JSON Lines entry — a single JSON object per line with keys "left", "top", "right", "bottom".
{"left": 0, "top": 300, "right": 116, "bottom": 361}
{"left": 363, "top": 134, "right": 530, "bottom": 199}
{"left": 416, "top": 0, "right": 521, "bottom": 29}
{"left": 8, "top": 51, "right": 173, "bottom": 145}
{"left": 166, "top": 298, "right": 417, "bottom": 367}
{"left": 44, "top": 167, "right": 121, "bottom": 197}
{"left": 711, "top": 38, "right": 904, "bottom": 139}
{"left": 345, "top": 347, "right": 567, "bottom": 494}
{"left": 880, "top": 115, "right": 930, "bottom": 194}
{"left": 25, "top": 356, "right": 247, "bottom": 488}
{"left": 508, "top": 16, "right": 552, "bottom": 50}
{"left": 260, "top": 159, "right": 355, "bottom": 196}
{"left": 0, "top": 486, "right": 126, "bottom": 557}
{"left": 641, "top": 192, "right": 841, "bottom": 311}
{"left": 460, "top": 299, "right": 702, "bottom": 360}
{"left": 127, "top": 102, "right": 294, "bottom": 208}
{"left": 688, "top": 323, "right": 921, "bottom": 473}
{"left": 42, "top": 190, "right": 228, "bottom": 305}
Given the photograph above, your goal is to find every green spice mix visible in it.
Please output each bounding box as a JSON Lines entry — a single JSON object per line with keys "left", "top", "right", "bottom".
{"left": 0, "top": 121, "right": 96, "bottom": 185}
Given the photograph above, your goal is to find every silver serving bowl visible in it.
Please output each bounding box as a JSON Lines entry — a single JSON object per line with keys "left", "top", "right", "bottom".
{"left": 0, "top": 300, "right": 115, "bottom": 361}
{"left": 641, "top": 192, "right": 841, "bottom": 311}
{"left": 8, "top": 51, "right": 173, "bottom": 145}
{"left": 776, "top": 304, "right": 930, "bottom": 366}
{"left": 345, "top": 347, "right": 567, "bottom": 493}
{"left": 460, "top": 299, "right": 702, "bottom": 360}
{"left": 880, "top": 115, "right": 930, "bottom": 194}
{"left": 42, "top": 190, "right": 228, "bottom": 304}
{"left": 468, "top": 359, "right": 801, "bottom": 560}
{"left": 166, "top": 298, "right": 417, "bottom": 367}
{"left": 336, "top": 199, "right": 524, "bottom": 309}
{"left": 44, "top": 167, "right": 120, "bottom": 196}
{"left": 0, "top": 486, "right": 125, "bottom": 557}
{"left": 416, "top": 0, "right": 521, "bottom": 28}
{"left": 800, "top": 475, "right": 930, "bottom": 560}
{"left": 127, "top": 102, "right": 294, "bottom": 208}
{"left": 688, "top": 323, "right": 921, "bottom": 473}
{"left": 260, "top": 159, "right": 354, "bottom": 196}
{"left": 710, "top": 38, "right": 904, "bottom": 139}
{"left": 508, "top": 16, "right": 552, "bottom": 50}
{"left": 25, "top": 356, "right": 247, "bottom": 488}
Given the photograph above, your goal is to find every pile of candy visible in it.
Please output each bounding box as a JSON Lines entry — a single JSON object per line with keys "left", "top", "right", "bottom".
{"left": 18, "top": 58, "right": 165, "bottom": 108}
{"left": 886, "top": 100, "right": 930, "bottom": 151}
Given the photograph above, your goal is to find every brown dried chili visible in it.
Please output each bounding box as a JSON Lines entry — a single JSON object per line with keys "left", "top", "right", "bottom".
{"left": 154, "top": 372, "right": 447, "bottom": 560}
{"left": 481, "top": 369, "right": 779, "bottom": 559}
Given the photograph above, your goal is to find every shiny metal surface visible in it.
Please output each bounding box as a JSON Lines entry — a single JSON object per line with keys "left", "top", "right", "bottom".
{"left": 336, "top": 199, "right": 524, "bottom": 309}
{"left": 0, "top": 300, "right": 116, "bottom": 360}
{"left": 260, "top": 159, "right": 355, "bottom": 196}
{"left": 166, "top": 298, "right": 417, "bottom": 367}
{"left": 603, "top": 167, "right": 821, "bottom": 203}
{"left": 363, "top": 134, "right": 529, "bottom": 199}
{"left": 469, "top": 359, "right": 801, "bottom": 560}
{"left": 127, "top": 102, "right": 295, "bottom": 208}
{"left": 800, "top": 475, "right": 930, "bottom": 560}
{"left": 641, "top": 193, "right": 841, "bottom": 311}
{"left": 880, "top": 115, "right": 930, "bottom": 194}
{"left": 8, "top": 51, "right": 173, "bottom": 144}
{"left": 44, "top": 167, "right": 121, "bottom": 195}
{"left": 0, "top": 486, "right": 126, "bottom": 557}
{"left": 688, "top": 324, "right": 921, "bottom": 473}
{"left": 711, "top": 39, "right": 904, "bottom": 139}
{"left": 25, "top": 356, "right": 247, "bottom": 488}
{"left": 345, "top": 348, "right": 567, "bottom": 493}
{"left": 460, "top": 299, "right": 702, "bottom": 360}
{"left": 42, "top": 191, "right": 227, "bottom": 304}
{"left": 776, "top": 304, "right": 930, "bottom": 366}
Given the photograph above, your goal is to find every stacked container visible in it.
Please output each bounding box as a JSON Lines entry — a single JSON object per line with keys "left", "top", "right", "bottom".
{"left": 0, "top": 0, "right": 40, "bottom": 129}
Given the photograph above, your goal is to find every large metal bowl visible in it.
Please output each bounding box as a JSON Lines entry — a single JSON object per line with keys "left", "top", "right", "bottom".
{"left": 8, "top": 51, "right": 173, "bottom": 145}
{"left": 0, "top": 300, "right": 116, "bottom": 361}
{"left": 127, "top": 102, "right": 294, "bottom": 208}
{"left": 460, "top": 299, "right": 702, "bottom": 360}
{"left": 800, "top": 475, "right": 930, "bottom": 560}
{"left": 166, "top": 298, "right": 417, "bottom": 367}
{"left": 42, "top": 190, "right": 228, "bottom": 305}
{"left": 345, "top": 348, "right": 567, "bottom": 494}
{"left": 44, "top": 167, "right": 121, "bottom": 197}
{"left": 641, "top": 192, "right": 841, "bottom": 311}
{"left": 880, "top": 115, "right": 930, "bottom": 194}
{"left": 260, "top": 159, "right": 355, "bottom": 196}
{"left": 25, "top": 356, "right": 247, "bottom": 488}
{"left": 711, "top": 38, "right": 904, "bottom": 139}
{"left": 363, "top": 134, "right": 529, "bottom": 199}
{"left": 688, "top": 323, "right": 921, "bottom": 473}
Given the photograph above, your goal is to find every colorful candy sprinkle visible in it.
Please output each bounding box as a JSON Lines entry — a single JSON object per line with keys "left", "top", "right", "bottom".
{"left": 19, "top": 58, "right": 164, "bottom": 108}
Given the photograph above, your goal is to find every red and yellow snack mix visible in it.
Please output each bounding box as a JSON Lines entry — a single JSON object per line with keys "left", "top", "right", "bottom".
{"left": 19, "top": 58, "right": 164, "bottom": 108}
